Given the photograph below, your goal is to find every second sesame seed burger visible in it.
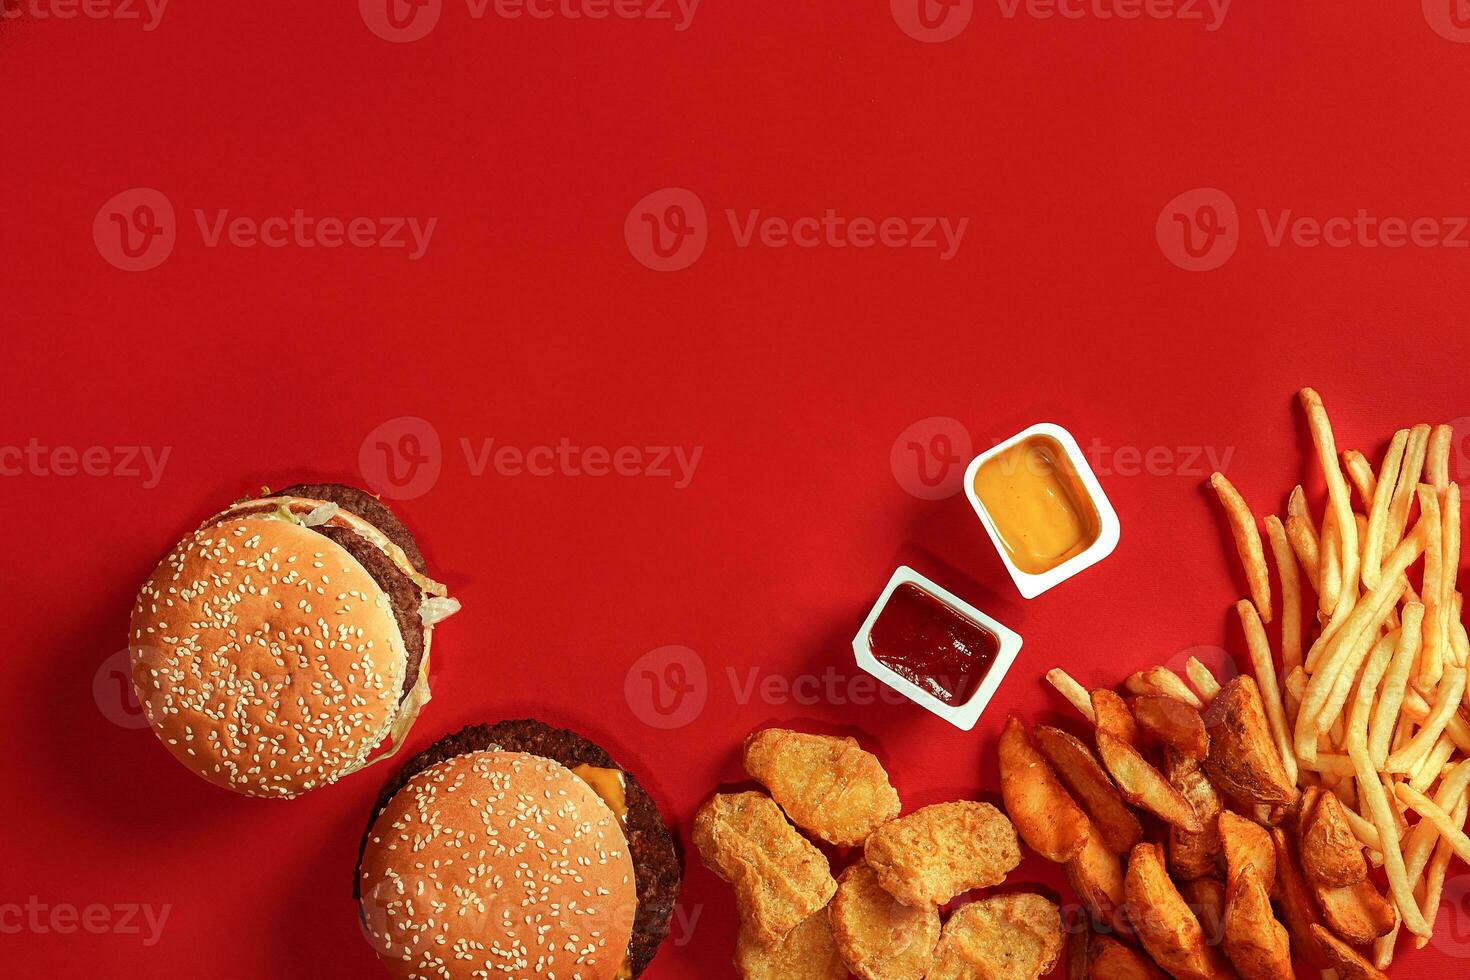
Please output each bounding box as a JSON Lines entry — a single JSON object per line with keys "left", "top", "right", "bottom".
{"left": 128, "top": 483, "right": 458, "bottom": 799}
{"left": 356, "top": 720, "right": 682, "bottom": 980}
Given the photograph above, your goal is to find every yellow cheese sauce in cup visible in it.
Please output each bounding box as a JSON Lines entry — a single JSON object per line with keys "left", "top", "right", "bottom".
{"left": 971, "top": 435, "right": 1100, "bottom": 574}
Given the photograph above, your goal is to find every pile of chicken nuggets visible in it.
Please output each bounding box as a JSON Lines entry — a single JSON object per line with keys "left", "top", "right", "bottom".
{"left": 694, "top": 728, "right": 1065, "bottom": 980}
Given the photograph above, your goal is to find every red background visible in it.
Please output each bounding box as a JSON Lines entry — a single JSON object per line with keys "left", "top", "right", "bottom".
{"left": 4, "top": 1, "right": 1470, "bottom": 976}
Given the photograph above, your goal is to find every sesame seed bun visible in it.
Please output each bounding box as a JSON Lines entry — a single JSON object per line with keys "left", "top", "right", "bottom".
{"left": 359, "top": 750, "right": 638, "bottom": 980}
{"left": 129, "top": 516, "right": 417, "bottom": 798}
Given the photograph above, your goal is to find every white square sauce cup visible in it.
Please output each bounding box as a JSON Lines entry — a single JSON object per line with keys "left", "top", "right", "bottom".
{"left": 852, "top": 566, "right": 1022, "bottom": 731}
{"left": 964, "top": 422, "right": 1120, "bottom": 599}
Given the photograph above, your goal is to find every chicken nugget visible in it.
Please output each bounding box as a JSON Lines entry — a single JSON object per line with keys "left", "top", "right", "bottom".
{"left": 734, "top": 907, "right": 847, "bottom": 980}
{"left": 927, "top": 893, "right": 1064, "bottom": 980}
{"left": 864, "top": 801, "right": 1022, "bottom": 907}
{"left": 693, "top": 792, "right": 837, "bottom": 947}
{"left": 744, "top": 728, "right": 902, "bottom": 846}
{"left": 829, "top": 862, "right": 941, "bottom": 980}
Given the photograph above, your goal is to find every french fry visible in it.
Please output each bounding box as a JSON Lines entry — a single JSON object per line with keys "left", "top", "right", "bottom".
{"left": 1264, "top": 516, "right": 1302, "bottom": 678}
{"left": 1046, "top": 667, "right": 1096, "bottom": 723}
{"left": 1370, "top": 603, "right": 1425, "bottom": 768}
{"left": 1418, "top": 485, "right": 1446, "bottom": 688}
{"left": 1344, "top": 449, "right": 1377, "bottom": 508}
{"left": 1301, "top": 388, "right": 1358, "bottom": 616}
{"left": 1362, "top": 429, "right": 1408, "bottom": 590}
{"left": 1235, "top": 599, "right": 1295, "bottom": 786}
{"left": 1409, "top": 736, "right": 1456, "bottom": 794}
{"left": 1427, "top": 422, "right": 1453, "bottom": 491}
{"left": 1210, "top": 472, "right": 1272, "bottom": 624}
{"left": 1346, "top": 735, "right": 1432, "bottom": 939}
{"left": 1285, "top": 514, "right": 1322, "bottom": 594}
{"left": 1395, "top": 782, "right": 1470, "bottom": 864}
{"left": 1184, "top": 657, "right": 1222, "bottom": 704}
{"left": 1386, "top": 424, "right": 1431, "bottom": 559}
{"left": 1346, "top": 631, "right": 1397, "bottom": 740}
{"left": 1296, "top": 527, "right": 1423, "bottom": 760}
{"left": 1320, "top": 514, "right": 1342, "bottom": 617}
{"left": 1440, "top": 483, "right": 1459, "bottom": 665}
{"left": 1415, "top": 796, "right": 1468, "bottom": 950}
{"left": 1124, "top": 667, "right": 1205, "bottom": 710}
{"left": 1386, "top": 666, "right": 1466, "bottom": 773}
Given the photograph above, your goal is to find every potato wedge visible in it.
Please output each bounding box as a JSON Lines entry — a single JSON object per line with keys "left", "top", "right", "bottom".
{"left": 1087, "top": 934, "right": 1170, "bottom": 980}
{"left": 1268, "top": 828, "right": 1331, "bottom": 970}
{"left": 1133, "top": 695, "right": 1210, "bottom": 761}
{"left": 1165, "top": 753, "right": 1224, "bottom": 881}
{"left": 1202, "top": 677, "right": 1298, "bottom": 808}
{"left": 1065, "top": 825, "right": 1132, "bottom": 940}
{"left": 1315, "top": 877, "right": 1397, "bottom": 945}
{"left": 1299, "top": 789, "right": 1367, "bottom": 888}
{"left": 999, "top": 715, "right": 1090, "bottom": 863}
{"left": 1092, "top": 689, "right": 1141, "bottom": 747}
{"left": 1222, "top": 862, "right": 1292, "bottom": 980}
{"left": 1095, "top": 731, "right": 1203, "bottom": 832}
{"left": 1180, "top": 877, "right": 1225, "bottom": 947}
{"left": 1218, "top": 810, "right": 1276, "bottom": 889}
{"left": 1066, "top": 913, "right": 1090, "bottom": 980}
{"left": 1310, "top": 924, "right": 1390, "bottom": 980}
{"left": 1034, "top": 725, "right": 1144, "bottom": 854}
{"left": 1124, "top": 843, "right": 1232, "bottom": 980}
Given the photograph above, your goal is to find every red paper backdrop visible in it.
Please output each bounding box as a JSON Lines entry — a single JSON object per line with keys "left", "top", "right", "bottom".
{"left": 4, "top": 1, "right": 1470, "bottom": 976}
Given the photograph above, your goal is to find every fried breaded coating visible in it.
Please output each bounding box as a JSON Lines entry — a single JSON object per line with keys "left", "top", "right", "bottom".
{"left": 693, "top": 792, "right": 837, "bottom": 947}
{"left": 734, "top": 907, "right": 848, "bottom": 980}
{"left": 863, "top": 801, "right": 1022, "bottom": 907}
{"left": 744, "top": 728, "right": 902, "bottom": 846}
{"left": 829, "top": 862, "right": 941, "bottom": 980}
{"left": 927, "top": 893, "right": 1064, "bottom": 980}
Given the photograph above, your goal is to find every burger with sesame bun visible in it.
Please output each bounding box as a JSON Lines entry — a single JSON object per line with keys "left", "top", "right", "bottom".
{"left": 356, "top": 719, "right": 682, "bottom": 980}
{"left": 128, "top": 483, "right": 458, "bottom": 799}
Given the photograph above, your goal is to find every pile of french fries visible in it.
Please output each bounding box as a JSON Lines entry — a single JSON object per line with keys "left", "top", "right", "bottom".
{"left": 1033, "top": 388, "right": 1470, "bottom": 976}
{"left": 1208, "top": 388, "right": 1469, "bottom": 967}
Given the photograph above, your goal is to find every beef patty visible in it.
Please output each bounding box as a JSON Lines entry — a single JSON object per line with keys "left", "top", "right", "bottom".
{"left": 356, "top": 719, "right": 683, "bottom": 978}
{"left": 276, "top": 482, "right": 428, "bottom": 574}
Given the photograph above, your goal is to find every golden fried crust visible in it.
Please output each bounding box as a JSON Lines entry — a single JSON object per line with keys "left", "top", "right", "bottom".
{"left": 926, "top": 893, "right": 1064, "bottom": 980}
{"left": 744, "top": 729, "right": 902, "bottom": 847}
{"left": 829, "top": 862, "right": 941, "bottom": 980}
{"left": 863, "top": 802, "right": 1022, "bottom": 907}
{"left": 734, "top": 908, "right": 848, "bottom": 980}
{"left": 1124, "top": 843, "right": 1233, "bottom": 980}
{"left": 693, "top": 792, "right": 837, "bottom": 948}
